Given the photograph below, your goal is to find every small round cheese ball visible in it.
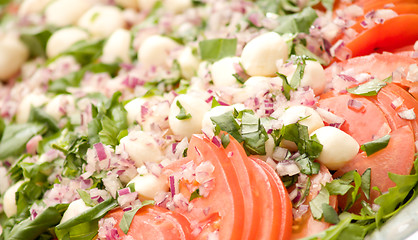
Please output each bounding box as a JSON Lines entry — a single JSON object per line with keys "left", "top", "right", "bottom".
{"left": 18, "top": 0, "right": 52, "bottom": 16}
{"left": 311, "top": 126, "right": 360, "bottom": 170}
{"left": 124, "top": 98, "right": 146, "bottom": 125}
{"left": 101, "top": 29, "right": 132, "bottom": 64}
{"left": 177, "top": 47, "right": 199, "bottom": 79}
{"left": 233, "top": 76, "right": 282, "bottom": 103}
{"left": 280, "top": 105, "right": 324, "bottom": 134}
{"left": 44, "top": 94, "right": 75, "bottom": 121}
{"left": 169, "top": 94, "right": 210, "bottom": 138}
{"left": 128, "top": 174, "right": 169, "bottom": 200}
{"left": 3, "top": 181, "right": 24, "bottom": 218}
{"left": 115, "top": 0, "right": 138, "bottom": 9}
{"left": 46, "top": 27, "right": 89, "bottom": 58}
{"left": 241, "top": 32, "right": 288, "bottom": 77}
{"left": 60, "top": 199, "right": 92, "bottom": 223}
{"left": 211, "top": 57, "right": 240, "bottom": 87}
{"left": 286, "top": 60, "right": 326, "bottom": 95}
{"left": 163, "top": 0, "right": 192, "bottom": 13}
{"left": 45, "top": 0, "right": 92, "bottom": 27}
{"left": 78, "top": 5, "right": 125, "bottom": 39}
{"left": 16, "top": 93, "right": 49, "bottom": 124}
{"left": 119, "top": 130, "right": 163, "bottom": 167}
{"left": 138, "top": 35, "right": 180, "bottom": 68}
{"left": 0, "top": 33, "right": 29, "bottom": 81}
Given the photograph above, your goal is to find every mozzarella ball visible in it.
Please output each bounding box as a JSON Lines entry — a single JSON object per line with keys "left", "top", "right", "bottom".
{"left": 46, "top": 27, "right": 89, "bottom": 58}
{"left": 280, "top": 106, "right": 324, "bottom": 134}
{"left": 241, "top": 32, "right": 288, "bottom": 77}
{"left": 311, "top": 126, "right": 360, "bottom": 170}
{"left": 3, "top": 181, "right": 24, "bottom": 218}
{"left": 17, "top": 93, "right": 49, "bottom": 124}
{"left": 0, "top": 34, "right": 29, "bottom": 81}
{"left": 18, "top": 0, "right": 52, "bottom": 16}
{"left": 286, "top": 60, "right": 326, "bottom": 95}
{"left": 138, "top": 35, "right": 180, "bottom": 68}
{"left": 137, "top": 0, "right": 159, "bottom": 11}
{"left": 45, "top": 0, "right": 92, "bottom": 27}
{"left": 128, "top": 174, "right": 168, "bottom": 200}
{"left": 101, "top": 29, "right": 131, "bottom": 63}
{"left": 78, "top": 5, "right": 125, "bottom": 39}
{"left": 211, "top": 57, "right": 240, "bottom": 87}
{"left": 163, "top": 0, "right": 192, "bottom": 13}
{"left": 169, "top": 94, "right": 210, "bottom": 138}
{"left": 60, "top": 199, "right": 92, "bottom": 223}
{"left": 119, "top": 130, "right": 163, "bottom": 167}
{"left": 178, "top": 47, "right": 199, "bottom": 79}
{"left": 124, "top": 98, "right": 146, "bottom": 125}
{"left": 115, "top": 0, "right": 138, "bottom": 9}
{"left": 44, "top": 94, "right": 75, "bottom": 121}
{"left": 233, "top": 76, "right": 282, "bottom": 102}
{"left": 201, "top": 104, "right": 245, "bottom": 132}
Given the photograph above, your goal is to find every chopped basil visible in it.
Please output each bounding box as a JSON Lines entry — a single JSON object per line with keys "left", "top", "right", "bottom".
{"left": 221, "top": 133, "right": 230, "bottom": 148}
{"left": 361, "top": 168, "right": 371, "bottom": 200}
{"left": 294, "top": 154, "right": 320, "bottom": 175}
{"left": 280, "top": 123, "right": 323, "bottom": 159}
{"left": 278, "top": 73, "right": 292, "bottom": 100}
{"left": 289, "top": 58, "right": 307, "bottom": 89}
{"left": 210, "top": 111, "right": 242, "bottom": 143}
{"left": 28, "top": 107, "right": 59, "bottom": 135}
{"left": 294, "top": 44, "right": 327, "bottom": 66}
{"left": 322, "top": 203, "right": 340, "bottom": 224}
{"left": 175, "top": 100, "right": 192, "bottom": 120}
{"left": 211, "top": 98, "right": 221, "bottom": 108}
{"left": 347, "top": 76, "right": 392, "bottom": 96}
{"left": 55, "top": 39, "right": 105, "bottom": 66}
{"left": 0, "top": 117, "right": 4, "bottom": 139}
{"left": 309, "top": 187, "right": 330, "bottom": 219}
{"left": 241, "top": 112, "right": 268, "bottom": 155}
{"left": 20, "top": 26, "right": 54, "bottom": 58}
{"left": 119, "top": 200, "right": 155, "bottom": 234}
{"left": 53, "top": 136, "right": 90, "bottom": 178}
{"left": 360, "top": 135, "right": 390, "bottom": 156}
{"left": 76, "top": 189, "right": 95, "bottom": 207}
{"left": 274, "top": 7, "right": 318, "bottom": 34}
{"left": 189, "top": 189, "right": 202, "bottom": 202}
{"left": 198, "top": 38, "right": 237, "bottom": 61}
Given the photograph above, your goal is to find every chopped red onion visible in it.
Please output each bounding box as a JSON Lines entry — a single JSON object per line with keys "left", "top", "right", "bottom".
{"left": 391, "top": 97, "right": 404, "bottom": 109}
{"left": 398, "top": 109, "right": 416, "bottom": 120}
{"left": 169, "top": 175, "right": 176, "bottom": 197}
{"left": 338, "top": 74, "right": 357, "bottom": 83}
{"left": 272, "top": 147, "right": 289, "bottom": 162}
{"left": 211, "top": 136, "right": 221, "bottom": 148}
{"left": 195, "top": 161, "right": 215, "bottom": 184}
{"left": 347, "top": 99, "right": 364, "bottom": 111}
{"left": 94, "top": 143, "right": 107, "bottom": 161}
{"left": 26, "top": 135, "right": 42, "bottom": 155}
{"left": 276, "top": 160, "right": 300, "bottom": 176}
{"left": 145, "top": 162, "right": 163, "bottom": 177}
{"left": 316, "top": 107, "right": 345, "bottom": 128}
{"left": 118, "top": 188, "right": 130, "bottom": 196}
{"left": 248, "top": 13, "right": 261, "bottom": 27}
{"left": 330, "top": 40, "right": 352, "bottom": 60}
{"left": 293, "top": 204, "right": 309, "bottom": 219}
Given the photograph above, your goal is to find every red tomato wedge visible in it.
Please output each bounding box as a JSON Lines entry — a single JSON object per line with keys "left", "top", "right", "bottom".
{"left": 335, "top": 125, "right": 415, "bottom": 211}
{"left": 105, "top": 206, "right": 193, "bottom": 240}
{"left": 317, "top": 94, "right": 392, "bottom": 145}
{"left": 345, "top": 14, "right": 418, "bottom": 57}
{"left": 290, "top": 165, "right": 337, "bottom": 240}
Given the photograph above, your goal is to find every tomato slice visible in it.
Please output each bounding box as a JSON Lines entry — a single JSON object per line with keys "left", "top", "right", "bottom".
{"left": 317, "top": 94, "right": 391, "bottom": 145}
{"left": 290, "top": 164, "right": 337, "bottom": 239}
{"left": 105, "top": 206, "right": 192, "bottom": 240}
{"left": 345, "top": 14, "right": 418, "bottom": 57}
{"left": 335, "top": 125, "right": 415, "bottom": 211}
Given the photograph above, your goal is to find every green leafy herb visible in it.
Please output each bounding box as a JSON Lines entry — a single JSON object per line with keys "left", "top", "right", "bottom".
{"left": 53, "top": 136, "right": 90, "bottom": 178}
{"left": 119, "top": 200, "right": 154, "bottom": 234}
{"left": 199, "top": 38, "right": 237, "bottom": 61}
{"left": 322, "top": 203, "right": 340, "bottom": 224}
{"left": 0, "top": 117, "right": 5, "bottom": 139}
{"left": 221, "top": 133, "right": 230, "bottom": 148}
{"left": 294, "top": 44, "right": 328, "bottom": 66}
{"left": 211, "top": 98, "right": 221, "bottom": 108}
{"left": 321, "top": 0, "right": 335, "bottom": 12}
{"left": 175, "top": 101, "right": 192, "bottom": 120}
{"left": 28, "top": 107, "right": 59, "bottom": 135}
{"left": 240, "top": 112, "right": 268, "bottom": 155}
{"left": 55, "top": 40, "right": 105, "bottom": 66}
{"left": 280, "top": 123, "right": 323, "bottom": 159}
{"left": 274, "top": 7, "right": 318, "bottom": 34}
{"left": 0, "top": 123, "right": 46, "bottom": 160}
{"left": 294, "top": 154, "right": 320, "bottom": 175}
{"left": 347, "top": 76, "right": 392, "bottom": 96}
{"left": 76, "top": 189, "right": 95, "bottom": 207}
{"left": 189, "top": 189, "right": 202, "bottom": 202}
{"left": 360, "top": 135, "right": 390, "bottom": 157}
{"left": 20, "top": 26, "right": 54, "bottom": 58}
{"left": 289, "top": 57, "right": 307, "bottom": 89}
{"left": 361, "top": 168, "right": 371, "bottom": 200}
{"left": 309, "top": 187, "right": 330, "bottom": 219}
{"left": 210, "top": 111, "right": 243, "bottom": 142}
{"left": 277, "top": 73, "right": 292, "bottom": 100}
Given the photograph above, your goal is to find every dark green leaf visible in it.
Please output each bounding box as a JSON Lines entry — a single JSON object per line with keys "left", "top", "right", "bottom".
{"left": 360, "top": 135, "right": 390, "bottom": 157}
{"left": 325, "top": 178, "right": 353, "bottom": 196}
{"left": 57, "top": 40, "right": 105, "bottom": 66}
{"left": 274, "top": 7, "right": 318, "bottom": 34}
{"left": 310, "top": 187, "right": 330, "bottom": 219}
{"left": 119, "top": 200, "right": 154, "bottom": 234}
{"left": 338, "top": 224, "right": 367, "bottom": 240}
{"left": 280, "top": 123, "right": 323, "bottom": 159}
{"left": 277, "top": 73, "right": 292, "bottom": 100}
{"left": 294, "top": 154, "right": 320, "bottom": 175}
{"left": 347, "top": 76, "right": 392, "bottom": 96}
{"left": 76, "top": 189, "right": 95, "bottom": 207}
{"left": 28, "top": 107, "right": 59, "bottom": 134}
{"left": 361, "top": 169, "right": 371, "bottom": 200}
{"left": 221, "top": 133, "right": 230, "bottom": 148}
{"left": 199, "top": 38, "right": 237, "bottom": 61}
{"left": 294, "top": 44, "right": 328, "bottom": 66}
{"left": 175, "top": 101, "right": 192, "bottom": 120}
{"left": 210, "top": 111, "right": 243, "bottom": 142}
{"left": 56, "top": 198, "right": 118, "bottom": 230}
{"left": 289, "top": 58, "right": 306, "bottom": 89}
{"left": 240, "top": 112, "right": 268, "bottom": 155}
{"left": 0, "top": 117, "right": 5, "bottom": 139}
{"left": 20, "top": 26, "right": 54, "bottom": 58}
{"left": 322, "top": 203, "right": 340, "bottom": 224}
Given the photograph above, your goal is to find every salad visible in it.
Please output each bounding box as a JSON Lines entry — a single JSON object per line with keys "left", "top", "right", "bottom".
{"left": 0, "top": 0, "right": 417, "bottom": 239}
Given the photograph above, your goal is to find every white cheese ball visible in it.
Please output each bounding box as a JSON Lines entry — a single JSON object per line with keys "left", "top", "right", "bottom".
{"left": 211, "top": 57, "right": 240, "bottom": 87}
{"left": 0, "top": 34, "right": 29, "bottom": 81}
{"left": 115, "top": 0, "right": 138, "bottom": 9}
{"left": 17, "top": 93, "right": 49, "bottom": 124}
{"left": 45, "top": 0, "right": 92, "bottom": 27}
{"left": 124, "top": 98, "right": 146, "bottom": 125}
{"left": 44, "top": 94, "right": 75, "bottom": 121}
{"left": 60, "top": 199, "right": 92, "bottom": 223}
{"left": 233, "top": 76, "right": 282, "bottom": 103}
{"left": 78, "top": 5, "right": 125, "bottom": 39}
{"left": 3, "top": 181, "right": 23, "bottom": 218}
{"left": 138, "top": 35, "right": 180, "bottom": 68}
{"left": 46, "top": 27, "right": 89, "bottom": 58}
{"left": 241, "top": 32, "right": 288, "bottom": 77}
{"left": 18, "top": 0, "right": 52, "bottom": 16}
{"left": 201, "top": 104, "right": 245, "bottom": 133}
{"left": 137, "top": 0, "right": 158, "bottom": 11}
{"left": 101, "top": 29, "right": 131, "bottom": 64}
{"left": 311, "top": 126, "right": 360, "bottom": 170}
{"left": 286, "top": 60, "right": 326, "bottom": 95}
{"left": 280, "top": 106, "right": 324, "bottom": 134}
{"left": 119, "top": 130, "right": 163, "bottom": 167}
{"left": 169, "top": 94, "right": 210, "bottom": 138}
{"left": 178, "top": 47, "right": 199, "bottom": 79}
{"left": 163, "top": 0, "right": 192, "bottom": 13}
{"left": 128, "top": 174, "right": 168, "bottom": 200}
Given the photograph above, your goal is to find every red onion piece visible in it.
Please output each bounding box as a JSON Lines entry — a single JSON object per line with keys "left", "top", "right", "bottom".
{"left": 118, "top": 188, "right": 130, "bottom": 196}
{"left": 169, "top": 175, "right": 176, "bottom": 197}
{"left": 398, "top": 109, "right": 416, "bottom": 120}
{"left": 338, "top": 74, "right": 357, "bottom": 83}
{"left": 347, "top": 99, "right": 364, "bottom": 111}
{"left": 211, "top": 136, "right": 221, "bottom": 148}
{"left": 26, "top": 135, "right": 42, "bottom": 155}
{"left": 94, "top": 143, "right": 107, "bottom": 161}
{"left": 391, "top": 97, "right": 404, "bottom": 109}
{"left": 276, "top": 160, "right": 300, "bottom": 176}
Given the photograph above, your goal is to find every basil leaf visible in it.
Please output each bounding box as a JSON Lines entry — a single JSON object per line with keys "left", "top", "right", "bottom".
{"left": 221, "top": 133, "right": 230, "bottom": 148}
{"left": 274, "top": 7, "right": 318, "bottom": 34}
{"left": 119, "top": 200, "right": 155, "bottom": 234}
{"left": 322, "top": 203, "right": 339, "bottom": 224}
{"left": 0, "top": 116, "right": 5, "bottom": 139}
{"left": 277, "top": 73, "right": 292, "bottom": 100}
{"left": 289, "top": 58, "right": 306, "bottom": 89}
{"left": 20, "top": 26, "right": 54, "bottom": 58}
{"left": 294, "top": 154, "right": 320, "bottom": 175}
{"left": 28, "top": 107, "right": 60, "bottom": 135}
{"left": 57, "top": 40, "right": 105, "bottom": 66}
{"left": 361, "top": 168, "right": 371, "bottom": 200}
{"left": 310, "top": 187, "right": 330, "bottom": 219}
{"left": 199, "top": 38, "right": 237, "bottom": 61}
{"left": 175, "top": 101, "right": 192, "bottom": 120}
{"left": 56, "top": 198, "right": 118, "bottom": 230}
{"left": 53, "top": 136, "right": 90, "bottom": 178}
{"left": 76, "top": 189, "right": 95, "bottom": 207}
{"left": 325, "top": 178, "right": 353, "bottom": 196}
{"left": 211, "top": 98, "right": 221, "bottom": 108}
{"left": 241, "top": 112, "right": 268, "bottom": 155}
{"left": 294, "top": 44, "right": 328, "bottom": 66}
{"left": 7, "top": 205, "right": 66, "bottom": 240}
{"left": 189, "top": 189, "right": 202, "bottom": 202}
{"left": 0, "top": 123, "right": 46, "bottom": 160}
{"left": 347, "top": 76, "right": 392, "bottom": 96}
{"left": 210, "top": 111, "right": 243, "bottom": 142}
{"left": 360, "top": 135, "right": 390, "bottom": 156}
{"left": 280, "top": 123, "right": 323, "bottom": 159}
